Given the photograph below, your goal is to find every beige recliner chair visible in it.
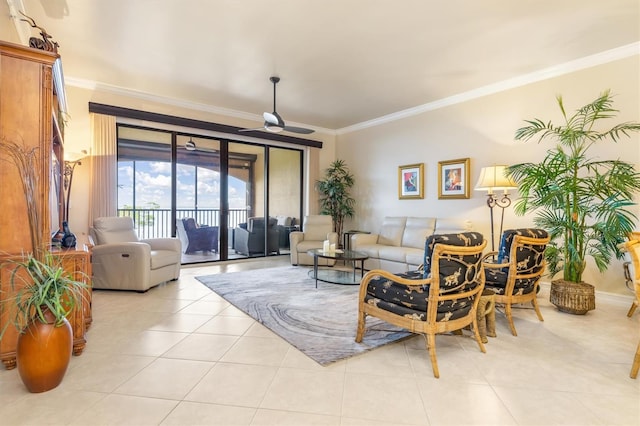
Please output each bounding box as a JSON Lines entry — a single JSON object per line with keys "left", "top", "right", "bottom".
{"left": 89, "top": 216, "right": 182, "bottom": 292}
{"left": 289, "top": 215, "right": 339, "bottom": 266}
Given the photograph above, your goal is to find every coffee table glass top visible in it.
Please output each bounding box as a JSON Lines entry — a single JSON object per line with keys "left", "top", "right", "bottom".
{"left": 307, "top": 248, "right": 369, "bottom": 261}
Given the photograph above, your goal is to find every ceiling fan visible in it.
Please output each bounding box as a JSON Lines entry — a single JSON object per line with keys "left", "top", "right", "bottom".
{"left": 184, "top": 137, "right": 217, "bottom": 153}
{"left": 240, "top": 76, "right": 314, "bottom": 135}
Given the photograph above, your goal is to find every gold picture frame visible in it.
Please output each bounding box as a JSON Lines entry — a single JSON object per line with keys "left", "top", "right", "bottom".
{"left": 438, "top": 158, "right": 470, "bottom": 199}
{"left": 398, "top": 163, "right": 424, "bottom": 199}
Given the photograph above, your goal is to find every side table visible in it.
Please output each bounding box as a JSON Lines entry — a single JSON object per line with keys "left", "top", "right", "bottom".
{"left": 343, "top": 230, "right": 370, "bottom": 251}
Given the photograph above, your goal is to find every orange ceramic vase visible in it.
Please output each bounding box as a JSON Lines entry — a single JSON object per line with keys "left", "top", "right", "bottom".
{"left": 16, "top": 308, "right": 73, "bottom": 393}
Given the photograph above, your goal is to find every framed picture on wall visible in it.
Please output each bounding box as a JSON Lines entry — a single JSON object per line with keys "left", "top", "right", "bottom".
{"left": 438, "top": 158, "right": 470, "bottom": 199}
{"left": 398, "top": 163, "right": 424, "bottom": 199}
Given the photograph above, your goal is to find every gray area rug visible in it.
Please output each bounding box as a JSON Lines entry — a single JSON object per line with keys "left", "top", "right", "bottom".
{"left": 195, "top": 266, "right": 412, "bottom": 365}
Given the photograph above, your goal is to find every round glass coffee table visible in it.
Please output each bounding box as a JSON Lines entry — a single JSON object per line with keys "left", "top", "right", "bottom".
{"left": 307, "top": 248, "right": 369, "bottom": 288}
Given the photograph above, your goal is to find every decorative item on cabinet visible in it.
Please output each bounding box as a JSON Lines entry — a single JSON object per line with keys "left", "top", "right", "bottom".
{"left": 19, "top": 11, "right": 60, "bottom": 53}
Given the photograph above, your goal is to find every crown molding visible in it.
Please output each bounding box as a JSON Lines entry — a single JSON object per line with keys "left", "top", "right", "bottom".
{"left": 65, "top": 42, "right": 638, "bottom": 137}
{"left": 335, "top": 42, "right": 640, "bottom": 135}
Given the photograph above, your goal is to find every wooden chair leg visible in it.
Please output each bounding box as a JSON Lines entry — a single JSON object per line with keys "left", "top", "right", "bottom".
{"left": 631, "top": 340, "right": 640, "bottom": 379}
{"left": 425, "top": 333, "right": 439, "bottom": 378}
{"left": 505, "top": 303, "right": 518, "bottom": 336}
{"left": 627, "top": 300, "right": 638, "bottom": 318}
{"left": 476, "top": 297, "right": 489, "bottom": 344}
{"left": 471, "top": 317, "right": 486, "bottom": 353}
{"left": 532, "top": 296, "right": 545, "bottom": 322}
{"left": 355, "top": 308, "right": 366, "bottom": 343}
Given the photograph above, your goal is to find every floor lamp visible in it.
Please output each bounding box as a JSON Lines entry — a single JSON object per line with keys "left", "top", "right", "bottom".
{"left": 63, "top": 150, "right": 88, "bottom": 223}
{"left": 474, "top": 165, "right": 518, "bottom": 253}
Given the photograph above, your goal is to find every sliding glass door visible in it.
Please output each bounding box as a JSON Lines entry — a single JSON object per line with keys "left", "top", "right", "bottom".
{"left": 176, "top": 135, "right": 221, "bottom": 261}
{"left": 117, "top": 124, "right": 303, "bottom": 264}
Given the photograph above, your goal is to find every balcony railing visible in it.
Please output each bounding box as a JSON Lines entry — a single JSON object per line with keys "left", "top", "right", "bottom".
{"left": 117, "top": 208, "right": 248, "bottom": 239}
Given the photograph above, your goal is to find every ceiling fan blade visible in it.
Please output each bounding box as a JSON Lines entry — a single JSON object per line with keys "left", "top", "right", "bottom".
{"left": 239, "top": 127, "right": 265, "bottom": 132}
{"left": 283, "top": 125, "right": 315, "bottom": 134}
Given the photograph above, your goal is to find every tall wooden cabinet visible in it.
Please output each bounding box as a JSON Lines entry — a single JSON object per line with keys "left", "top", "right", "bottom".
{"left": 0, "top": 40, "right": 91, "bottom": 370}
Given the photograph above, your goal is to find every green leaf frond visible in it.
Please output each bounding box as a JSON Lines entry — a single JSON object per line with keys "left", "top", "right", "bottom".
{"left": 510, "top": 91, "right": 640, "bottom": 283}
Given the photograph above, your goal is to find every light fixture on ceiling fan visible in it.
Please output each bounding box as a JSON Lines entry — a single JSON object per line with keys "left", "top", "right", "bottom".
{"left": 240, "top": 76, "right": 314, "bottom": 135}
{"left": 184, "top": 138, "right": 217, "bottom": 153}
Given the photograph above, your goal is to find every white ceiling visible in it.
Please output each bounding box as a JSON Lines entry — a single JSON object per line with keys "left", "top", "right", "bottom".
{"left": 3, "top": 0, "right": 640, "bottom": 133}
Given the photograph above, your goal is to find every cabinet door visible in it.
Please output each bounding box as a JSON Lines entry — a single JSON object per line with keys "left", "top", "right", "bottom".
{"left": 58, "top": 250, "right": 92, "bottom": 356}
{"left": 0, "top": 42, "right": 56, "bottom": 256}
{"left": 0, "top": 261, "right": 22, "bottom": 370}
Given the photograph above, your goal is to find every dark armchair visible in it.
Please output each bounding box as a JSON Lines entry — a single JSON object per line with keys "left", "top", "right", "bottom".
{"left": 176, "top": 218, "right": 219, "bottom": 254}
{"left": 234, "top": 217, "right": 280, "bottom": 256}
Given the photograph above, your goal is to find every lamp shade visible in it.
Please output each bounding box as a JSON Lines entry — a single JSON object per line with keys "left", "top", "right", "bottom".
{"left": 64, "top": 150, "right": 88, "bottom": 162}
{"left": 475, "top": 165, "right": 518, "bottom": 193}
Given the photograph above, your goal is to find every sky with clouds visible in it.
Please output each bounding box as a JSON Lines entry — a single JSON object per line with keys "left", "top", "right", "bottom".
{"left": 118, "top": 161, "right": 247, "bottom": 210}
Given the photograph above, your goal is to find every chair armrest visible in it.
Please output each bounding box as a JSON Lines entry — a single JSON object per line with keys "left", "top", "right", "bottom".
{"left": 482, "top": 252, "right": 508, "bottom": 269}
{"left": 352, "top": 233, "right": 379, "bottom": 247}
{"left": 289, "top": 231, "right": 304, "bottom": 245}
{"left": 361, "top": 269, "right": 432, "bottom": 286}
{"left": 140, "top": 238, "right": 181, "bottom": 252}
{"left": 359, "top": 269, "right": 432, "bottom": 300}
{"left": 91, "top": 242, "right": 151, "bottom": 260}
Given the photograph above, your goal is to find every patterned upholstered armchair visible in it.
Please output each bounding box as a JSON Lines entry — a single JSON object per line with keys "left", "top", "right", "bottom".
{"left": 622, "top": 231, "right": 640, "bottom": 318}
{"left": 621, "top": 239, "right": 640, "bottom": 379}
{"left": 356, "top": 232, "right": 487, "bottom": 378}
{"left": 482, "top": 228, "right": 550, "bottom": 336}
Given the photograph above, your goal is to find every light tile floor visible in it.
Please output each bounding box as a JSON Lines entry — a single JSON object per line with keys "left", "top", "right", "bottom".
{"left": 1, "top": 257, "right": 639, "bottom": 425}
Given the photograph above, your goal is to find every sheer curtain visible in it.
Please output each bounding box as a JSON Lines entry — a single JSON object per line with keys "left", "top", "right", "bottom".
{"left": 88, "top": 113, "right": 117, "bottom": 226}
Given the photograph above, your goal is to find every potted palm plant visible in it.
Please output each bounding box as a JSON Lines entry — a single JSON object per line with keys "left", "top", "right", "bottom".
{"left": 508, "top": 91, "right": 640, "bottom": 314}
{"left": 0, "top": 138, "right": 87, "bottom": 392}
{"left": 316, "top": 159, "right": 356, "bottom": 246}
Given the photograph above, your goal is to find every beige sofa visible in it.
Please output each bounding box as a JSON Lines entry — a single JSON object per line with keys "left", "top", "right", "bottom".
{"left": 351, "top": 216, "right": 473, "bottom": 273}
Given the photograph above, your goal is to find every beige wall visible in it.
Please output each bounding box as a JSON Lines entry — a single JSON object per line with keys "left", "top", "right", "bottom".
{"left": 61, "top": 85, "right": 336, "bottom": 242}
{"left": 336, "top": 56, "right": 640, "bottom": 294}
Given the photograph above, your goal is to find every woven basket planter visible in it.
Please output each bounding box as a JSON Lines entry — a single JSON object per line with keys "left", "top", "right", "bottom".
{"left": 550, "top": 280, "right": 595, "bottom": 315}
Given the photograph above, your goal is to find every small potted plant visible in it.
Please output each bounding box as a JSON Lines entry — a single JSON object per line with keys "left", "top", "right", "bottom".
{"left": 1, "top": 253, "right": 88, "bottom": 392}
{"left": 509, "top": 90, "right": 640, "bottom": 314}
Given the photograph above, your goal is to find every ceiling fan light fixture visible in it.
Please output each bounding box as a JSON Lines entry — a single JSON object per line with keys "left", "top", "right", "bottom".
{"left": 185, "top": 139, "right": 196, "bottom": 151}
{"left": 265, "top": 123, "right": 284, "bottom": 133}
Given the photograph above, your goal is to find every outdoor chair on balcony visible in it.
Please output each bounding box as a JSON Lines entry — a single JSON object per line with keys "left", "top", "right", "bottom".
{"left": 233, "top": 217, "right": 280, "bottom": 256}
{"left": 89, "top": 216, "right": 181, "bottom": 292}
{"left": 176, "top": 218, "right": 219, "bottom": 254}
